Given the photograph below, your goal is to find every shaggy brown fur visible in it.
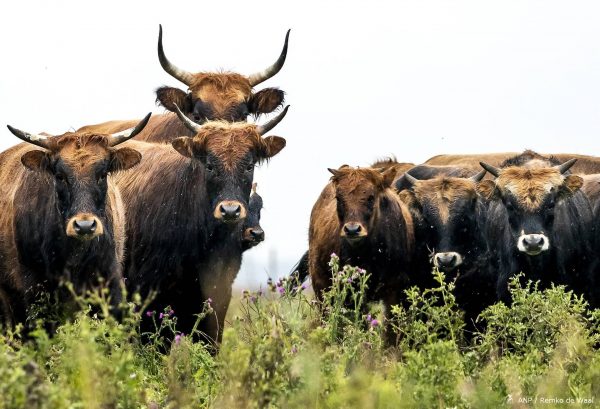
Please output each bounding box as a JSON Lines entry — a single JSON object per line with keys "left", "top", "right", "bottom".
{"left": 114, "top": 121, "right": 286, "bottom": 346}
{"left": 582, "top": 174, "right": 600, "bottom": 203}
{"left": 409, "top": 178, "right": 479, "bottom": 223}
{"left": 0, "top": 133, "right": 139, "bottom": 327}
{"left": 425, "top": 151, "right": 600, "bottom": 175}
{"left": 308, "top": 166, "right": 414, "bottom": 331}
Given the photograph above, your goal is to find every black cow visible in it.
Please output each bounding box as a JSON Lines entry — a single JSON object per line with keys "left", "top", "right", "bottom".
{"left": 397, "top": 168, "right": 494, "bottom": 333}
{"left": 478, "top": 159, "right": 594, "bottom": 303}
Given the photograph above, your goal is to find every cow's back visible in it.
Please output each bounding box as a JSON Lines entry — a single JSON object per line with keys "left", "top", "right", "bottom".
{"left": 78, "top": 113, "right": 194, "bottom": 144}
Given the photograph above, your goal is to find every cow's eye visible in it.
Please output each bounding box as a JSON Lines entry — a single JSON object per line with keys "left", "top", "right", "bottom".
{"left": 246, "top": 163, "right": 254, "bottom": 172}
{"left": 97, "top": 172, "right": 107, "bottom": 184}
{"left": 55, "top": 173, "right": 66, "bottom": 183}
{"left": 206, "top": 163, "right": 214, "bottom": 172}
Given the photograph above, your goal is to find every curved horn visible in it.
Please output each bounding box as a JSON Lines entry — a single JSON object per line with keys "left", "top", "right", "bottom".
{"left": 479, "top": 162, "right": 500, "bottom": 178}
{"left": 173, "top": 104, "right": 203, "bottom": 134}
{"left": 403, "top": 172, "right": 419, "bottom": 187}
{"left": 251, "top": 182, "right": 257, "bottom": 195}
{"left": 469, "top": 169, "right": 487, "bottom": 182}
{"left": 554, "top": 158, "right": 577, "bottom": 174}
{"left": 247, "top": 29, "right": 290, "bottom": 86}
{"left": 158, "top": 24, "right": 194, "bottom": 86}
{"left": 108, "top": 113, "right": 152, "bottom": 146}
{"left": 6, "top": 125, "right": 51, "bottom": 149}
{"left": 257, "top": 105, "right": 289, "bottom": 136}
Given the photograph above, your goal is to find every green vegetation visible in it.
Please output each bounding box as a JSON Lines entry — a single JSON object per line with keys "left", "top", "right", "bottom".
{"left": 1, "top": 255, "right": 599, "bottom": 408}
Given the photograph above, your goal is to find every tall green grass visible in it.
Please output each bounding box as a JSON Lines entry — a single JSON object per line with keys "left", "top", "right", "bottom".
{"left": 0, "top": 255, "right": 598, "bottom": 408}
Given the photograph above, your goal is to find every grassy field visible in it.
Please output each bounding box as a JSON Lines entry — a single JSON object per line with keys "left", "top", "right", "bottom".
{"left": 1, "top": 255, "right": 599, "bottom": 408}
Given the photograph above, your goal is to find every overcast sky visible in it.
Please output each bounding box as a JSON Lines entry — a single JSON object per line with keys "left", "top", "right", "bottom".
{"left": 2, "top": 1, "right": 600, "bottom": 288}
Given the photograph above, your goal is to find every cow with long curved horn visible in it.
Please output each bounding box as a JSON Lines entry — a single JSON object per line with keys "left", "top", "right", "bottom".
{"left": 78, "top": 26, "right": 291, "bottom": 144}
{"left": 0, "top": 114, "right": 149, "bottom": 329}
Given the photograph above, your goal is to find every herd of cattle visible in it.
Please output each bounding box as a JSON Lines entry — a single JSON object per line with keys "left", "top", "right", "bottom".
{"left": 1, "top": 26, "right": 599, "bottom": 349}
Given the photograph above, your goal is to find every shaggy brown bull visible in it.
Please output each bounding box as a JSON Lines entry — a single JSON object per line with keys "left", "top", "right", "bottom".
{"left": 78, "top": 25, "right": 290, "bottom": 143}
{"left": 0, "top": 115, "right": 149, "bottom": 328}
{"left": 308, "top": 166, "right": 414, "bottom": 329}
{"left": 425, "top": 150, "right": 600, "bottom": 175}
{"left": 115, "top": 106, "right": 288, "bottom": 348}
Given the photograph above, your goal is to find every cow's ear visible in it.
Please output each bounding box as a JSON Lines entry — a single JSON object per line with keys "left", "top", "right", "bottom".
{"left": 21, "top": 150, "right": 50, "bottom": 172}
{"left": 156, "top": 86, "right": 193, "bottom": 113}
{"left": 110, "top": 147, "right": 142, "bottom": 172}
{"left": 172, "top": 137, "right": 196, "bottom": 158}
{"left": 381, "top": 167, "right": 397, "bottom": 187}
{"left": 248, "top": 88, "right": 285, "bottom": 115}
{"left": 477, "top": 180, "right": 500, "bottom": 200}
{"left": 261, "top": 136, "right": 286, "bottom": 159}
{"left": 561, "top": 175, "right": 583, "bottom": 195}
{"left": 397, "top": 189, "right": 422, "bottom": 218}
{"left": 172, "top": 137, "right": 206, "bottom": 159}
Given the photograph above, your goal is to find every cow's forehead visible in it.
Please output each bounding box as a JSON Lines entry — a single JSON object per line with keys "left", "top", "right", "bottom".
{"left": 52, "top": 134, "right": 110, "bottom": 172}
{"left": 497, "top": 167, "right": 563, "bottom": 210}
{"left": 332, "top": 168, "right": 383, "bottom": 195}
{"left": 189, "top": 72, "right": 252, "bottom": 111}
{"left": 197, "top": 122, "right": 264, "bottom": 171}
{"left": 413, "top": 177, "right": 477, "bottom": 224}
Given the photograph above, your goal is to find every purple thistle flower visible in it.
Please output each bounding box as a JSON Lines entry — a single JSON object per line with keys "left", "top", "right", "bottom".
{"left": 330, "top": 252, "right": 337, "bottom": 258}
{"left": 169, "top": 309, "right": 175, "bottom": 316}
{"left": 159, "top": 313, "right": 164, "bottom": 319}
{"left": 277, "top": 286, "right": 285, "bottom": 295}
{"left": 370, "top": 319, "right": 379, "bottom": 328}
{"left": 174, "top": 333, "right": 183, "bottom": 345}
{"left": 366, "top": 314, "right": 372, "bottom": 322}
{"left": 346, "top": 277, "right": 353, "bottom": 283}
{"left": 145, "top": 310, "right": 154, "bottom": 317}
{"left": 301, "top": 282, "right": 309, "bottom": 290}
{"left": 206, "top": 298, "right": 212, "bottom": 305}
{"left": 291, "top": 345, "right": 298, "bottom": 354}
{"left": 250, "top": 295, "right": 257, "bottom": 303}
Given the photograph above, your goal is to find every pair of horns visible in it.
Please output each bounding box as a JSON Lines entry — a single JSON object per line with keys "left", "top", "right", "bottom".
{"left": 6, "top": 113, "right": 152, "bottom": 149}
{"left": 174, "top": 103, "right": 289, "bottom": 136}
{"left": 479, "top": 158, "right": 577, "bottom": 177}
{"left": 158, "top": 25, "right": 290, "bottom": 87}
{"left": 403, "top": 168, "right": 487, "bottom": 186}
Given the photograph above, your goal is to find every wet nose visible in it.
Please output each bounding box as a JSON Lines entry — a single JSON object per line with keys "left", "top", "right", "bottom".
{"left": 523, "top": 235, "right": 545, "bottom": 252}
{"left": 73, "top": 219, "right": 97, "bottom": 236}
{"left": 435, "top": 252, "right": 459, "bottom": 269}
{"left": 219, "top": 203, "right": 242, "bottom": 220}
{"left": 250, "top": 227, "right": 265, "bottom": 242}
{"left": 343, "top": 223, "right": 362, "bottom": 236}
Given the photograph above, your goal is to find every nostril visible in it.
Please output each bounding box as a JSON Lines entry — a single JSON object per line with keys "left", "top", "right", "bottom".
{"left": 251, "top": 229, "right": 265, "bottom": 240}
{"left": 344, "top": 224, "right": 361, "bottom": 235}
{"left": 74, "top": 219, "right": 96, "bottom": 234}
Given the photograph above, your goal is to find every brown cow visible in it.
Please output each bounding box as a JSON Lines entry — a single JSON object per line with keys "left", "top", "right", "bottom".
{"left": 78, "top": 25, "right": 290, "bottom": 143}
{"left": 115, "top": 106, "right": 288, "bottom": 348}
{"left": 425, "top": 150, "right": 600, "bottom": 175}
{"left": 308, "top": 165, "right": 414, "bottom": 335}
{"left": 0, "top": 115, "right": 149, "bottom": 329}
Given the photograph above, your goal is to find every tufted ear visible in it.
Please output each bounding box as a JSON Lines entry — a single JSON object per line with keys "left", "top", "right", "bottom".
{"left": 248, "top": 88, "right": 285, "bottom": 115}
{"left": 477, "top": 179, "right": 500, "bottom": 201}
{"left": 21, "top": 150, "right": 50, "bottom": 172}
{"left": 156, "top": 86, "right": 193, "bottom": 113}
{"left": 261, "top": 136, "right": 286, "bottom": 159}
{"left": 110, "top": 147, "right": 142, "bottom": 172}
{"left": 381, "top": 167, "right": 397, "bottom": 187}
{"left": 397, "top": 189, "right": 422, "bottom": 219}
{"left": 560, "top": 175, "right": 583, "bottom": 195}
